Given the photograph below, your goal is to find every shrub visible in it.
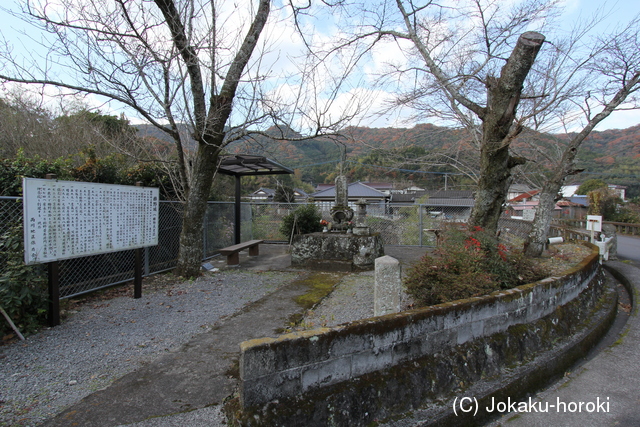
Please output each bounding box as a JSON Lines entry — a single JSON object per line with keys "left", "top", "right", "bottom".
{"left": 404, "top": 224, "right": 547, "bottom": 307}
{"left": 0, "top": 149, "right": 73, "bottom": 197}
{"left": 0, "top": 224, "right": 48, "bottom": 337}
{"left": 279, "top": 204, "right": 323, "bottom": 238}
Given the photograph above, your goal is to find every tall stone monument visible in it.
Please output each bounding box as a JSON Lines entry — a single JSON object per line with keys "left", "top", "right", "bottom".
{"left": 289, "top": 152, "right": 384, "bottom": 271}
{"left": 330, "top": 175, "right": 353, "bottom": 231}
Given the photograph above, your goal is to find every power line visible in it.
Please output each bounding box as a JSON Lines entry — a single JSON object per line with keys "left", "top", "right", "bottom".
{"left": 291, "top": 159, "right": 464, "bottom": 176}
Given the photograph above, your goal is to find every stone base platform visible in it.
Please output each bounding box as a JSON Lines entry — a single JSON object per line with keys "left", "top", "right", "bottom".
{"left": 290, "top": 232, "right": 384, "bottom": 271}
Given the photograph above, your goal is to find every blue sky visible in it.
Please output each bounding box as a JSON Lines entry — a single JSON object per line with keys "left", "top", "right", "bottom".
{"left": 0, "top": 0, "right": 639, "bottom": 131}
{"left": 537, "top": 0, "right": 640, "bottom": 130}
{"left": 583, "top": 0, "right": 640, "bottom": 130}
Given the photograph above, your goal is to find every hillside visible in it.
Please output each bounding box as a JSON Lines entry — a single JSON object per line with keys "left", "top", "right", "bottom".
{"left": 134, "top": 122, "right": 640, "bottom": 195}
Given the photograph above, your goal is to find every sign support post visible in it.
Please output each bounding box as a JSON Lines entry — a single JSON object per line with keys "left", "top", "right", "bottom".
{"left": 22, "top": 178, "right": 159, "bottom": 325}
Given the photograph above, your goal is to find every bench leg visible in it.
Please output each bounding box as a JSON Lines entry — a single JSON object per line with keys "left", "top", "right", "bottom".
{"left": 227, "top": 252, "right": 240, "bottom": 265}
{"left": 249, "top": 245, "right": 260, "bottom": 256}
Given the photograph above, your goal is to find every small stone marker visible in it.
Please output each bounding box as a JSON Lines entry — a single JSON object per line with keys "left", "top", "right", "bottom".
{"left": 374, "top": 255, "right": 402, "bottom": 316}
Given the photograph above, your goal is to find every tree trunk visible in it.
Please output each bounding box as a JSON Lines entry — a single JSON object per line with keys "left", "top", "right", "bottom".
{"left": 524, "top": 180, "right": 562, "bottom": 256}
{"left": 174, "top": 143, "right": 220, "bottom": 277}
{"left": 168, "top": 0, "right": 271, "bottom": 277}
{"left": 468, "top": 31, "right": 545, "bottom": 235}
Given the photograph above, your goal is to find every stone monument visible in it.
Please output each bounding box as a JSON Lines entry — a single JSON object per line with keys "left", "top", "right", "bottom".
{"left": 330, "top": 175, "right": 354, "bottom": 232}
{"left": 352, "top": 199, "right": 371, "bottom": 236}
{"left": 290, "top": 168, "right": 383, "bottom": 271}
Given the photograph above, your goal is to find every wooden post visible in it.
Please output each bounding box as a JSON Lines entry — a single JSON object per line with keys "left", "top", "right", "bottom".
{"left": 48, "top": 262, "right": 60, "bottom": 326}
{"left": 134, "top": 248, "right": 142, "bottom": 299}
{"left": 235, "top": 175, "right": 241, "bottom": 244}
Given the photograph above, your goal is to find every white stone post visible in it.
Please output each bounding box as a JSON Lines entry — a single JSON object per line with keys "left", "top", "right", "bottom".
{"left": 374, "top": 255, "right": 402, "bottom": 316}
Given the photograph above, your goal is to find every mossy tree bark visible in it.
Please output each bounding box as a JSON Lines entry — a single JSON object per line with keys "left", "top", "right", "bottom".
{"left": 395, "top": 1, "right": 546, "bottom": 235}
{"left": 525, "top": 70, "right": 640, "bottom": 257}
{"left": 468, "top": 32, "right": 545, "bottom": 234}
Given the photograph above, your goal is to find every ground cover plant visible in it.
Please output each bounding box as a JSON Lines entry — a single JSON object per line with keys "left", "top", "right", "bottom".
{"left": 404, "top": 224, "right": 548, "bottom": 307}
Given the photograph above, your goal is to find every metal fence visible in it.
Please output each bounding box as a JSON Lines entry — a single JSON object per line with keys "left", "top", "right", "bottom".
{"left": 0, "top": 198, "right": 564, "bottom": 300}
{"left": 0, "top": 198, "right": 187, "bottom": 299}
{"left": 249, "top": 202, "right": 469, "bottom": 246}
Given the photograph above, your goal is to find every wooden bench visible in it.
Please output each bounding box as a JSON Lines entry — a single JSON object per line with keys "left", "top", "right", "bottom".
{"left": 218, "top": 240, "right": 264, "bottom": 265}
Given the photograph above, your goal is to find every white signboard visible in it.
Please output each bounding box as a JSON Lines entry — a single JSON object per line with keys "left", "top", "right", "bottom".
{"left": 586, "top": 215, "right": 603, "bottom": 233}
{"left": 522, "top": 208, "right": 536, "bottom": 221}
{"left": 23, "top": 178, "right": 159, "bottom": 265}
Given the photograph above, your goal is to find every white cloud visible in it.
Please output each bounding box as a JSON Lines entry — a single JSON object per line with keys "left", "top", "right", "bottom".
{"left": 596, "top": 108, "right": 640, "bottom": 131}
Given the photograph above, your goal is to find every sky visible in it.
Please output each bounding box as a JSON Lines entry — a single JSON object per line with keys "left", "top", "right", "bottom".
{"left": 0, "top": 0, "right": 639, "bottom": 132}
{"left": 558, "top": 0, "right": 640, "bottom": 130}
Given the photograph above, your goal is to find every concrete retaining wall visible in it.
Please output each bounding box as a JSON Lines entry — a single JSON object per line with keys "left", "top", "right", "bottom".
{"left": 233, "top": 244, "right": 615, "bottom": 425}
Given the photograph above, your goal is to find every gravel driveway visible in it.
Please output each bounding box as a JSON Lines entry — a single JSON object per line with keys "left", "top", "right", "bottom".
{"left": 0, "top": 270, "right": 300, "bottom": 426}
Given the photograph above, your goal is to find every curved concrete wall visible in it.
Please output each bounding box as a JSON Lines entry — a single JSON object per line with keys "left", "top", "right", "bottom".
{"left": 233, "top": 244, "right": 616, "bottom": 426}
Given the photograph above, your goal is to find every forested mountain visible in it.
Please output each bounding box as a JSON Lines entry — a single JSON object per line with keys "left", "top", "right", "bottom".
{"left": 133, "top": 122, "right": 640, "bottom": 196}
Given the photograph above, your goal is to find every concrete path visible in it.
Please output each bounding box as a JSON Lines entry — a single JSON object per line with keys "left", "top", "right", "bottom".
{"left": 617, "top": 234, "right": 640, "bottom": 267}
{"left": 41, "top": 273, "right": 317, "bottom": 427}
{"left": 487, "top": 260, "right": 640, "bottom": 427}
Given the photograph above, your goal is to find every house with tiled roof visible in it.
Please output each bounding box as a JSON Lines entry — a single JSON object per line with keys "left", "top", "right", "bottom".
{"left": 248, "top": 187, "right": 276, "bottom": 201}
{"left": 389, "top": 189, "right": 475, "bottom": 221}
{"left": 310, "top": 182, "right": 388, "bottom": 213}
{"left": 248, "top": 187, "right": 309, "bottom": 202}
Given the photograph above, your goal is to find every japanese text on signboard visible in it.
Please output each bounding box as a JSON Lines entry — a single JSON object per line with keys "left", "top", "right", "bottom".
{"left": 23, "top": 178, "right": 159, "bottom": 265}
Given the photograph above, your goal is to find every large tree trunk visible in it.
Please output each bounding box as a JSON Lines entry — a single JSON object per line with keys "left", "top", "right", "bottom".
{"left": 525, "top": 180, "right": 563, "bottom": 256}
{"left": 468, "top": 32, "right": 545, "bottom": 235}
{"left": 156, "top": 0, "right": 271, "bottom": 277}
{"left": 174, "top": 144, "right": 220, "bottom": 277}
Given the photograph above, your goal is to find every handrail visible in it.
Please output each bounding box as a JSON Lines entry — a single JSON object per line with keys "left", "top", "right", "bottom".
{"left": 552, "top": 218, "right": 640, "bottom": 236}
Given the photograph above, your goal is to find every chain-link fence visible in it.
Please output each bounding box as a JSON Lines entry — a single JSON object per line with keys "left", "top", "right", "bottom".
{"left": 497, "top": 217, "right": 533, "bottom": 248}
{"left": 246, "top": 202, "right": 451, "bottom": 246}
{"left": 0, "top": 197, "right": 26, "bottom": 280}
{"left": 0, "top": 199, "right": 187, "bottom": 299}
{"left": 0, "top": 198, "right": 592, "bottom": 301}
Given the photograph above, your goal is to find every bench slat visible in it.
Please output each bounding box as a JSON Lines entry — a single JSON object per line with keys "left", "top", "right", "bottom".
{"left": 219, "top": 240, "right": 263, "bottom": 254}
{"left": 218, "top": 240, "right": 264, "bottom": 265}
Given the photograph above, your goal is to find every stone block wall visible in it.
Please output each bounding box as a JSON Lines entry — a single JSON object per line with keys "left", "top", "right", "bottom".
{"left": 290, "top": 232, "right": 384, "bottom": 271}
{"left": 233, "top": 244, "right": 614, "bottom": 425}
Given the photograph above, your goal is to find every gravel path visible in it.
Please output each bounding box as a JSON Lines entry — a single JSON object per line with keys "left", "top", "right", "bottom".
{"left": 301, "top": 272, "right": 376, "bottom": 328}
{"left": 0, "top": 267, "right": 405, "bottom": 427}
{"left": 299, "top": 270, "right": 413, "bottom": 330}
{"left": 0, "top": 270, "right": 300, "bottom": 427}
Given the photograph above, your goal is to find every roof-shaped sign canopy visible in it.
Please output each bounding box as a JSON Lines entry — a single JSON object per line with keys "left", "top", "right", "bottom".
{"left": 218, "top": 154, "right": 293, "bottom": 177}
{"left": 218, "top": 154, "right": 293, "bottom": 245}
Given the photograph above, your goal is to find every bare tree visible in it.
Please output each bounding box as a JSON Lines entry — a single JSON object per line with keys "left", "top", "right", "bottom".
{"left": 0, "top": 90, "right": 54, "bottom": 158}
{"left": 523, "top": 18, "right": 640, "bottom": 256}
{"left": 0, "top": 0, "right": 357, "bottom": 276}
{"left": 331, "top": 0, "right": 555, "bottom": 234}
{"left": 329, "top": 1, "right": 639, "bottom": 240}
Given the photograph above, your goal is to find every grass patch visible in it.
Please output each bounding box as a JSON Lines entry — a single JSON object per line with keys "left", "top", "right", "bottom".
{"left": 276, "top": 272, "right": 344, "bottom": 333}
{"left": 293, "top": 272, "right": 344, "bottom": 310}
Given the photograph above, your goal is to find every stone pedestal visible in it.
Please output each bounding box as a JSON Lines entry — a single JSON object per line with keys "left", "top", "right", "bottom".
{"left": 352, "top": 198, "right": 370, "bottom": 236}
{"left": 291, "top": 232, "right": 384, "bottom": 271}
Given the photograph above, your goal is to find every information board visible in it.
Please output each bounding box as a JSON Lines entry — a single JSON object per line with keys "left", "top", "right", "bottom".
{"left": 586, "top": 215, "right": 603, "bottom": 233}
{"left": 23, "top": 178, "right": 159, "bottom": 265}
